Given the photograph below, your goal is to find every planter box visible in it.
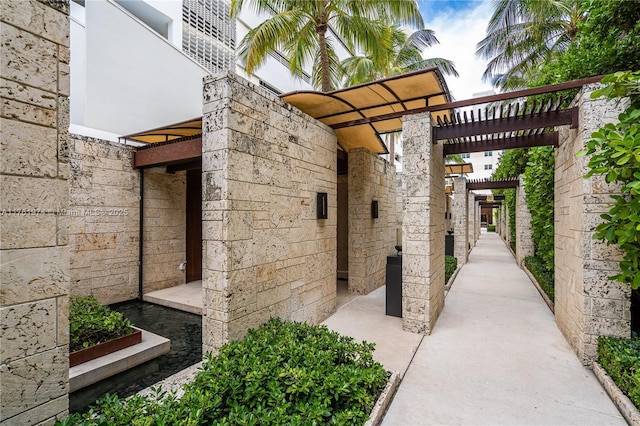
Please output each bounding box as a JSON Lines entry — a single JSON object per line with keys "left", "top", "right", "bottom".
{"left": 70, "top": 328, "right": 142, "bottom": 367}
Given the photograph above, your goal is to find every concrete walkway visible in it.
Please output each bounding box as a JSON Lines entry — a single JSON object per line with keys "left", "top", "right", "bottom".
{"left": 379, "top": 232, "right": 625, "bottom": 425}
{"left": 142, "top": 232, "right": 625, "bottom": 424}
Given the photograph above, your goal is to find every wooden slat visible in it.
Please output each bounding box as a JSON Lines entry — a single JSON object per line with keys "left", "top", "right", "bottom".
{"left": 467, "top": 179, "right": 519, "bottom": 190}
{"left": 134, "top": 137, "right": 202, "bottom": 168}
{"left": 443, "top": 132, "right": 558, "bottom": 155}
{"left": 434, "top": 108, "right": 574, "bottom": 141}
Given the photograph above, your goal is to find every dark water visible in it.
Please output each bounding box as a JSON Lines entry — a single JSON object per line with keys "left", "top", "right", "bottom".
{"left": 69, "top": 300, "right": 202, "bottom": 413}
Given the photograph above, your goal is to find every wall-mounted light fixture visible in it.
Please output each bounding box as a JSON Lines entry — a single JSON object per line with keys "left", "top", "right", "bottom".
{"left": 317, "top": 192, "right": 328, "bottom": 219}
{"left": 371, "top": 200, "right": 379, "bottom": 219}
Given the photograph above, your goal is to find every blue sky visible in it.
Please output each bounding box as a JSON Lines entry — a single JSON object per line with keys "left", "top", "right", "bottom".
{"left": 417, "top": 0, "right": 479, "bottom": 19}
{"left": 414, "top": 0, "right": 495, "bottom": 99}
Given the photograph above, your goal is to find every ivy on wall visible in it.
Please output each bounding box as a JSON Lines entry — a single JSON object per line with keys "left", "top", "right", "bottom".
{"left": 579, "top": 71, "right": 640, "bottom": 288}
{"left": 523, "top": 146, "right": 555, "bottom": 272}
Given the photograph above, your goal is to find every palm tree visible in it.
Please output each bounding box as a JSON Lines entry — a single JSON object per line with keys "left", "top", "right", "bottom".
{"left": 229, "top": 0, "right": 424, "bottom": 92}
{"left": 476, "top": 0, "right": 584, "bottom": 90}
{"left": 341, "top": 23, "right": 458, "bottom": 86}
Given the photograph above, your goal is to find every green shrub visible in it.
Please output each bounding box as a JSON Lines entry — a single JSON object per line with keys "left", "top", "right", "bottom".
{"left": 524, "top": 256, "right": 554, "bottom": 301}
{"left": 598, "top": 336, "right": 640, "bottom": 408}
{"left": 486, "top": 224, "right": 496, "bottom": 232}
{"left": 69, "top": 296, "right": 134, "bottom": 352}
{"left": 445, "top": 255, "right": 457, "bottom": 284}
{"left": 59, "top": 318, "right": 388, "bottom": 425}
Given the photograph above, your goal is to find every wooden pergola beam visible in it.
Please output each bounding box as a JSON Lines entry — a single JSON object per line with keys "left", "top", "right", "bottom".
{"left": 443, "top": 133, "right": 558, "bottom": 155}
{"left": 434, "top": 109, "right": 575, "bottom": 141}
{"left": 134, "top": 137, "right": 202, "bottom": 169}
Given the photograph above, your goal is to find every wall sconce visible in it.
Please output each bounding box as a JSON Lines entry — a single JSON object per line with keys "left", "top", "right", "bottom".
{"left": 371, "top": 200, "right": 379, "bottom": 219}
{"left": 317, "top": 192, "right": 328, "bottom": 219}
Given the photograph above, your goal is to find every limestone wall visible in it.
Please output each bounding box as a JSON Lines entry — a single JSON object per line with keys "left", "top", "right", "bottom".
{"left": 348, "top": 148, "right": 397, "bottom": 294}
{"left": 201, "top": 72, "right": 337, "bottom": 352}
{"left": 68, "top": 136, "right": 140, "bottom": 304}
{"left": 142, "top": 170, "right": 186, "bottom": 293}
{"left": 0, "top": 0, "right": 71, "bottom": 422}
{"left": 555, "top": 84, "right": 631, "bottom": 364}
{"left": 402, "top": 113, "right": 446, "bottom": 333}
{"left": 515, "top": 175, "right": 534, "bottom": 266}
{"left": 452, "top": 177, "right": 468, "bottom": 264}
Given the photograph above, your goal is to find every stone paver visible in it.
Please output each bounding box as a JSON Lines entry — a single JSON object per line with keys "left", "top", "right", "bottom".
{"left": 382, "top": 232, "right": 625, "bottom": 425}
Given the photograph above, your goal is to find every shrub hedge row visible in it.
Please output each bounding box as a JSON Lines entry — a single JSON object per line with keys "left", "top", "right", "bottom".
{"left": 524, "top": 256, "right": 554, "bottom": 302}
{"left": 598, "top": 335, "right": 640, "bottom": 408}
{"left": 59, "top": 318, "right": 388, "bottom": 425}
{"left": 445, "top": 255, "right": 457, "bottom": 284}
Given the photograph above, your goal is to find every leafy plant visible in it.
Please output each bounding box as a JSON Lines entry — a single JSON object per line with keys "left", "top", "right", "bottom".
{"left": 445, "top": 255, "right": 457, "bottom": 283}
{"left": 524, "top": 256, "right": 554, "bottom": 301}
{"left": 579, "top": 71, "right": 640, "bottom": 288}
{"left": 59, "top": 318, "right": 388, "bottom": 425}
{"left": 523, "top": 146, "right": 555, "bottom": 272}
{"left": 486, "top": 224, "right": 496, "bottom": 232}
{"left": 69, "top": 296, "right": 134, "bottom": 352}
{"left": 598, "top": 335, "right": 640, "bottom": 408}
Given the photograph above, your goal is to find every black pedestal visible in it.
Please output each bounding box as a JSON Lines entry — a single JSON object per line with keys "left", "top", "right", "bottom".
{"left": 445, "top": 234, "right": 454, "bottom": 256}
{"left": 385, "top": 254, "right": 402, "bottom": 317}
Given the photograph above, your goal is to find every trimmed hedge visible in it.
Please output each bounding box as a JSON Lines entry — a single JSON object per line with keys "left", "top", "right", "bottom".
{"left": 69, "top": 295, "right": 133, "bottom": 352}
{"left": 59, "top": 318, "right": 388, "bottom": 425}
{"left": 524, "top": 256, "right": 554, "bottom": 301}
{"left": 445, "top": 255, "right": 457, "bottom": 284}
{"left": 598, "top": 336, "right": 640, "bottom": 408}
{"left": 486, "top": 224, "right": 496, "bottom": 232}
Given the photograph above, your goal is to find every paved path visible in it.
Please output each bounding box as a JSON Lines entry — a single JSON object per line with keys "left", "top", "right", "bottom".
{"left": 381, "top": 232, "right": 625, "bottom": 425}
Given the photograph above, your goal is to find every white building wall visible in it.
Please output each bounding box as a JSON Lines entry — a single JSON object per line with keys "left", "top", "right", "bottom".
{"left": 72, "top": 0, "right": 209, "bottom": 136}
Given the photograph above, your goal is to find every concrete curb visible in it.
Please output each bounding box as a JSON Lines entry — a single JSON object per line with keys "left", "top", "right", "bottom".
{"left": 522, "top": 265, "right": 554, "bottom": 313}
{"left": 366, "top": 371, "right": 401, "bottom": 426}
{"left": 593, "top": 362, "right": 640, "bottom": 426}
{"left": 445, "top": 266, "right": 462, "bottom": 292}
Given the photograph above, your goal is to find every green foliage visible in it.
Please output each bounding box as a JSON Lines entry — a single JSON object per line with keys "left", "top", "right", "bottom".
{"left": 524, "top": 256, "right": 554, "bottom": 301}
{"left": 523, "top": 146, "right": 555, "bottom": 272}
{"left": 493, "top": 148, "right": 531, "bottom": 251}
{"left": 59, "top": 318, "right": 388, "bottom": 425}
{"left": 486, "top": 224, "right": 496, "bottom": 232}
{"left": 533, "top": 0, "right": 640, "bottom": 85}
{"left": 580, "top": 71, "right": 640, "bottom": 288}
{"left": 69, "top": 296, "right": 133, "bottom": 352}
{"left": 598, "top": 336, "right": 640, "bottom": 408}
{"left": 445, "top": 255, "right": 457, "bottom": 283}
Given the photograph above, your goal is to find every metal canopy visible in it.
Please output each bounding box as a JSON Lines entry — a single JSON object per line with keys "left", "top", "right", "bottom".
{"left": 445, "top": 162, "right": 473, "bottom": 176}
{"left": 280, "top": 67, "right": 451, "bottom": 154}
{"left": 121, "top": 118, "right": 202, "bottom": 144}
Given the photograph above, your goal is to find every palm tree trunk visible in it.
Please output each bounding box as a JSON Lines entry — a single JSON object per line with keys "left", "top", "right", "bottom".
{"left": 317, "top": 0, "right": 331, "bottom": 92}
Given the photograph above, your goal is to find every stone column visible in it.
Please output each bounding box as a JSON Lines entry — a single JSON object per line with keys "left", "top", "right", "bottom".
{"left": 555, "top": 84, "right": 631, "bottom": 365}
{"left": 505, "top": 203, "right": 511, "bottom": 246}
{"left": 201, "top": 72, "right": 337, "bottom": 353}
{"left": 467, "top": 191, "right": 476, "bottom": 248}
{"left": 348, "top": 148, "right": 397, "bottom": 295}
{"left": 1, "top": 0, "right": 71, "bottom": 423}
{"left": 402, "top": 113, "right": 445, "bottom": 333}
{"left": 516, "top": 175, "right": 534, "bottom": 266}
{"left": 452, "top": 177, "right": 468, "bottom": 264}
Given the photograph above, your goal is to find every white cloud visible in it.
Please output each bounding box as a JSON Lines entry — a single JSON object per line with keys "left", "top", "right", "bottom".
{"left": 422, "top": 1, "right": 495, "bottom": 100}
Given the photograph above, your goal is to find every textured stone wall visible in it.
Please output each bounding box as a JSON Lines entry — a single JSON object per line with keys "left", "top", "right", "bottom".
{"left": 201, "top": 72, "right": 337, "bottom": 352}
{"left": 396, "top": 173, "right": 404, "bottom": 246}
{"left": 402, "top": 113, "right": 445, "bottom": 333}
{"left": 555, "top": 84, "right": 631, "bottom": 365}
{"left": 348, "top": 148, "right": 397, "bottom": 294}
{"left": 468, "top": 192, "right": 476, "bottom": 248}
{"left": 68, "top": 136, "right": 140, "bottom": 304}
{"left": 516, "top": 175, "right": 534, "bottom": 266}
{"left": 0, "top": 0, "right": 70, "bottom": 422}
{"left": 452, "top": 177, "right": 468, "bottom": 264}
{"left": 142, "top": 170, "right": 186, "bottom": 293}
